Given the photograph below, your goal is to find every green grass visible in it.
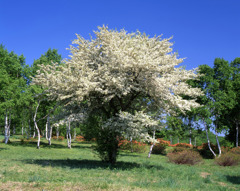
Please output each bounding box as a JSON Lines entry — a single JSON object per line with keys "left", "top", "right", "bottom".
{"left": 0, "top": 138, "right": 239, "bottom": 191}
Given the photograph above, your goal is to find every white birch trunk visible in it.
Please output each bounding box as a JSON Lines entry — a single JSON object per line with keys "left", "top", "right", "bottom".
{"left": 148, "top": 129, "right": 156, "bottom": 158}
{"left": 47, "top": 115, "right": 52, "bottom": 145}
{"left": 215, "top": 128, "right": 221, "bottom": 157}
{"left": 67, "top": 119, "right": 71, "bottom": 149}
{"left": 28, "top": 118, "right": 31, "bottom": 139}
{"left": 74, "top": 127, "right": 76, "bottom": 140}
{"left": 56, "top": 126, "right": 59, "bottom": 139}
{"left": 189, "top": 119, "right": 192, "bottom": 145}
{"left": 203, "top": 119, "right": 216, "bottom": 157}
{"left": 236, "top": 122, "right": 239, "bottom": 147}
{"left": 22, "top": 122, "right": 24, "bottom": 136}
{"left": 4, "top": 111, "right": 9, "bottom": 144}
{"left": 33, "top": 100, "right": 41, "bottom": 149}
{"left": 130, "top": 137, "right": 133, "bottom": 153}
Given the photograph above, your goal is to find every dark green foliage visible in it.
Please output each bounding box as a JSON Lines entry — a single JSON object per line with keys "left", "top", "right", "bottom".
{"left": 152, "top": 143, "right": 167, "bottom": 155}
{"left": 92, "top": 129, "right": 121, "bottom": 164}
{"left": 167, "top": 149, "right": 203, "bottom": 165}
{"left": 198, "top": 143, "right": 218, "bottom": 159}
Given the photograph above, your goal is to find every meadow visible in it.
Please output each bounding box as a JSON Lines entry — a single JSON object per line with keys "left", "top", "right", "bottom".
{"left": 0, "top": 136, "right": 239, "bottom": 191}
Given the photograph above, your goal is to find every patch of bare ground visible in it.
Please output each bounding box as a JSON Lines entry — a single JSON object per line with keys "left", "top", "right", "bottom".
{"left": 200, "top": 172, "right": 211, "bottom": 178}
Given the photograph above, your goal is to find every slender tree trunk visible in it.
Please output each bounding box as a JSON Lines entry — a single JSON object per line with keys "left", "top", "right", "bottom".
{"left": 130, "top": 137, "right": 133, "bottom": 153}
{"left": 28, "top": 118, "right": 31, "bottom": 139}
{"left": 74, "top": 127, "right": 76, "bottom": 140}
{"left": 215, "top": 126, "right": 221, "bottom": 157}
{"left": 33, "top": 100, "right": 41, "bottom": 149}
{"left": 194, "top": 137, "right": 196, "bottom": 147}
{"left": 56, "top": 126, "right": 59, "bottom": 139}
{"left": 46, "top": 115, "right": 52, "bottom": 145}
{"left": 4, "top": 111, "right": 9, "bottom": 144}
{"left": 189, "top": 119, "right": 192, "bottom": 145}
{"left": 13, "top": 125, "right": 15, "bottom": 135}
{"left": 22, "top": 122, "right": 24, "bottom": 136}
{"left": 67, "top": 120, "right": 71, "bottom": 149}
{"left": 236, "top": 121, "right": 239, "bottom": 147}
{"left": 177, "top": 137, "right": 179, "bottom": 144}
{"left": 203, "top": 119, "right": 216, "bottom": 157}
{"left": 45, "top": 119, "right": 48, "bottom": 139}
{"left": 148, "top": 129, "right": 156, "bottom": 158}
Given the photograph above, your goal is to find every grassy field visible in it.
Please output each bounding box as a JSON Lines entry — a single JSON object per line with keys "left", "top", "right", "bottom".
{"left": 0, "top": 137, "right": 239, "bottom": 191}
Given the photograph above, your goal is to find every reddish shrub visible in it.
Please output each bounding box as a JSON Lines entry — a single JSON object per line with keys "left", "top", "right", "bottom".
{"left": 75, "top": 135, "right": 85, "bottom": 142}
{"left": 167, "top": 150, "right": 203, "bottom": 165}
{"left": 52, "top": 136, "right": 64, "bottom": 141}
{"left": 171, "top": 143, "right": 193, "bottom": 148}
{"left": 119, "top": 140, "right": 147, "bottom": 153}
{"left": 215, "top": 152, "right": 239, "bottom": 166}
{"left": 230, "top": 147, "right": 240, "bottom": 155}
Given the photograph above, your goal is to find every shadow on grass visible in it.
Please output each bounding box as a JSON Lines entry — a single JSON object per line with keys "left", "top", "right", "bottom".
{"left": 226, "top": 175, "right": 240, "bottom": 184}
{"left": 22, "top": 158, "right": 164, "bottom": 171}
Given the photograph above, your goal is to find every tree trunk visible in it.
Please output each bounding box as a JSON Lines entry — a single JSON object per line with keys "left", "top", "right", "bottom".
{"left": 215, "top": 126, "right": 221, "bottom": 157}
{"left": 74, "top": 127, "right": 76, "bottom": 140}
{"left": 67, "top": 119, "right": 71, "bottom": 149}
{"left": 22, "top": 122, "right": 24, "bottom": 136}
{"left": 177, "top": 137, "right": 179, "bottom": 144}
{"left": 4, "top": 111, "right": 9, "bottom": 144}
{"left": 189, "top": 119, "right": 192, "bottom": 145}
{"left": 46, "top": 115, "right": 52, "bottom": 145}
{"left": 56, "top": 126, "right": 59, "bottom": 139}
{"left": 148, "top": 130, "right": 156, "bottom": 158}
{"left": 33, "top": 100, "right": 41, "bottom": 149}
{"left": 28, "top": 118, "right": 31, "bottom": 139}
{"left": 236, "top": 121, "right": 239, "bottom": 147}
{"left": 203, "top": 119, "right": 216, "bottom": 157}
{"left": 130, "top": 137, "right": 133, "bottom": 153}
{"left": 13, "top": 125, "right": 15, "bottom": 135}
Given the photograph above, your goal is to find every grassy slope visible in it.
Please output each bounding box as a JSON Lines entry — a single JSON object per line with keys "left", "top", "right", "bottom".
{"left": 0, "top": 138, "right": 239, "bottom": 191}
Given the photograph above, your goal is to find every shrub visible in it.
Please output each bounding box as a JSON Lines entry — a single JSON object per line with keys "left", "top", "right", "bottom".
{"left": 230, "top": 147, "right": 240, "bottom": 155}
{"left": 75, "top": 135, "right": 85, "bottom": 142}
{"left": 52, "top": 136, "right": 64, "bottom": 141}
{"left": 151, "top": 139, "right": 170, "bottom": 155}
{"left": 215, "top": 152, "right": 239, "bottom": 166}
{"left": 198, "top": 143, "right": 218, "bottom": 159}
{"left": 221, "top": 146, "right": 231, "bottom": 154}
{"left": 152, "top": 143, "right": 167, "bottom": 154}
{"left": 167, "top": 150, "right": 203, "bottom": 165}
{"left": 119, "top": 140, "right": 147, "bottom": 153}
{"left": 171, "top": 143, "right": 193, "bottom": 148}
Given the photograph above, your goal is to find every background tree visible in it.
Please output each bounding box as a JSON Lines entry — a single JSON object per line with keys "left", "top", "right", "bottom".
{"left": 0, "top": 45, "right": 28, "bottom": 143}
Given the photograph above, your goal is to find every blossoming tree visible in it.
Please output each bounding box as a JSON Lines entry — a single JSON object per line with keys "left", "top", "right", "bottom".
{"left": 33, "top": 26, "right": 202, "bottom": 163}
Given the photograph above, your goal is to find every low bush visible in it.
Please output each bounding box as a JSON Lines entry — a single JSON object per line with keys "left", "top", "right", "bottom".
{"left": 119, "top": 140, "right": 147, "bottom": 153}
{"left": 171, "top": 143, "right": 192, "bottom": 148}
{"left": 151, "top": 139, "right": 170, "bottom": 155}
{"left": 230, "top": 147, "right": 240, "bottom": 155}
{"left": 198, "top": 143, "right": 218, "bottom": 159}
{"left": 75, "top": 135, "right": 85, "bottom": 142}
{"left": 52, "top": 136, "right": 64, "bottom": 141}
{"left": 167, "top": 150, "right": 203, "bottom": 165}
{"left": 152, "top": 143, "right": 167, "bottom": 154}
{"left": 215, "top": 152, "right": 239, "bottom": 166}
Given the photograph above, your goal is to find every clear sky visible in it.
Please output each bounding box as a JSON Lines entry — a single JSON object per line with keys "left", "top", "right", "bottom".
{"left": 1, "top": 0, "right": 239, "bottom": 70}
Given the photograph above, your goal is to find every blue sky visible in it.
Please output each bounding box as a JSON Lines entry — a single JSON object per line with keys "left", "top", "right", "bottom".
{"left": 1, "top": 0, "right": 239, "bottom": 70}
